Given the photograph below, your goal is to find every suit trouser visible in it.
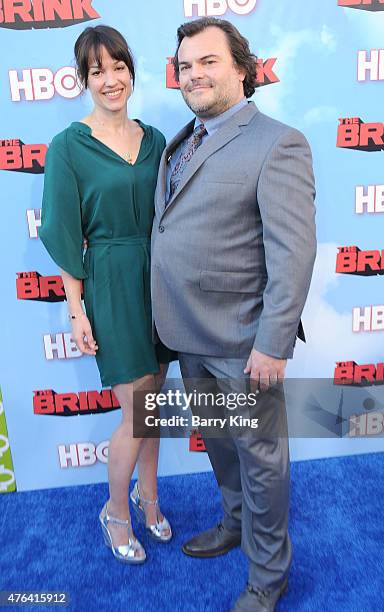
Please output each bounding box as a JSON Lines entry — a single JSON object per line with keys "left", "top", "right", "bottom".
{"left": 178, "top": 353, "right": 292, "bottom": 591}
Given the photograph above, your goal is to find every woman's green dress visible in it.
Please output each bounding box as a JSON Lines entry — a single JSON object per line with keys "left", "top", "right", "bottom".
{"left": 40, "top": 120, "right": 173, "bottom": 387}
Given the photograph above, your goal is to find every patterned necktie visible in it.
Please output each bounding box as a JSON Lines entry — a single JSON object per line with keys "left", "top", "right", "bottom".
{"left": 169, "top": 123, "right": 207, "bottom": 200}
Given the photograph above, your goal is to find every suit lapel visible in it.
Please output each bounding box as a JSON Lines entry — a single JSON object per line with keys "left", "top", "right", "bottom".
{"left": 167, "top": 119, "right": 195, "bottom": 157}
{"left": 155, "top": 119, "right": 195, "bottom": 217}
{"left": 161, "top": 102, "right": 259, "bottom": 218}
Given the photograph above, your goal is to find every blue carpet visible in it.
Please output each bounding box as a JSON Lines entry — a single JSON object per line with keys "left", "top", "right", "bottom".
{"left": 1, "top": 453, "right": 384, "bottom": 612}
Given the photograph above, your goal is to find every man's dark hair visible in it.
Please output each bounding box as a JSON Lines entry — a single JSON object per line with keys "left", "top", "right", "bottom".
{"left": 172, "top": 17, "right": 258, "bottom": 98}
{"left": 74, "top": 25, "right": 135, "bottom": 90}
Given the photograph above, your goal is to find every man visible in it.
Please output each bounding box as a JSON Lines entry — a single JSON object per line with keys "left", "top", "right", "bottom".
{"left": 151, "top": 17, "right": 316, "bottom": 612}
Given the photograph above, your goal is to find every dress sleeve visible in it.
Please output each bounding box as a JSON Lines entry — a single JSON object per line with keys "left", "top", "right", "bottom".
{"left": 40, "top": 130, "right": 87, "bottom": 280}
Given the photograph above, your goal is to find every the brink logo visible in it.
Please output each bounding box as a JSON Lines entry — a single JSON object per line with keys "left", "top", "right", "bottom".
{"left": 0, "top": 0, "right": 100, "bottom": 30}
{"left": 184, "top": 0, "right": 257, "bottom": 17}
{"left": 338, "top": 0, "right": 384, "bottom": 11}
{"left": 0, "top": 140, "right": 46, "bottom": 173}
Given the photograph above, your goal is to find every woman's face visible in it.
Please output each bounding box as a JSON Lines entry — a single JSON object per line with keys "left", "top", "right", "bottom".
{"left": 86, "top": 45, "right": 132, "bottom": 113}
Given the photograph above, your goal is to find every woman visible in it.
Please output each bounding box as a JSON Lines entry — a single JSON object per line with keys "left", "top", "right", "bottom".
{"left": 40, "top": 25, "right": 174, "bottom": 564}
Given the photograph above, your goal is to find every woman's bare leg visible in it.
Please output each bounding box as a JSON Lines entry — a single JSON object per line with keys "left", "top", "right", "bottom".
{"left": 137, "top": 363, "right": 170, "bottom": 532}
{"left": 106, "top": 373, "right": 154, "bottom": 547}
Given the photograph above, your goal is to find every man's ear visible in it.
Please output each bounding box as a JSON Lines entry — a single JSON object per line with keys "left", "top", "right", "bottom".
{"left": 236, "top": 64, "right": 246, "bottom": 83}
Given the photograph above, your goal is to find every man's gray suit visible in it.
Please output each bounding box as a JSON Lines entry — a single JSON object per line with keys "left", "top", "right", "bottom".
{"left": 151, "top": 101, "right": 316, "bottom": 589}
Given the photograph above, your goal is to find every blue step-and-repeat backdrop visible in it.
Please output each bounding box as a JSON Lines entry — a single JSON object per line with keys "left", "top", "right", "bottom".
{"left": 1, "top": 0, "right": 384, "bottom": 493}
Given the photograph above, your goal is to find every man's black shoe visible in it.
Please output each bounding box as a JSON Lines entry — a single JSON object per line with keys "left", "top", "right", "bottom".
{"left": 182, "top": 522, "right": 241, "bottom": 558}
{"left": 232, "top": 578, "right": 288, "bottom": 611}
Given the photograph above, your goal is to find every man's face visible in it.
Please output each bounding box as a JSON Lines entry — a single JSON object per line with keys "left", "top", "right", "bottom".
{"left": 177, "top": 27, "right": 246, "bottom": 119}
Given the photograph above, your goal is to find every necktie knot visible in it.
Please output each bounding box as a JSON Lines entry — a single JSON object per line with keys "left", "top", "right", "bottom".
{"left": 191, "top": 123, "right": 207, "bottom": 143}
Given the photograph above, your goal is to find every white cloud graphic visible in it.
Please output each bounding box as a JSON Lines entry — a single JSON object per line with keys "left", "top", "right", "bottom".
{"left": 130, "top": 55, "right": 182, "bottom": 119}
{"left": 255, "top": 25, "right": 338, "bottom": 119}
{"left": 304, "top": 105, "right": 339, "bottom": 125}
{"left": 320, "top": 24, "right": 337, "bottom": 52}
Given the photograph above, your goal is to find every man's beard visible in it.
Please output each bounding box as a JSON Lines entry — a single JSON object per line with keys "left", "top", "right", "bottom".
{"left": 181, "top": 84, "right": 231, "bottom": 119}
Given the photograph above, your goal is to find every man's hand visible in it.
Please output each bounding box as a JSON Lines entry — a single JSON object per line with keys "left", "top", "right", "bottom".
{"left": 244, "top": 349, "right": 286, "bottom": 391}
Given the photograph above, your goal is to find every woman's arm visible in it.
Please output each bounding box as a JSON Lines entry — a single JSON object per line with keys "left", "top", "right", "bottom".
{"left": 61, "top": 269, "right": 98, "bottom": 356}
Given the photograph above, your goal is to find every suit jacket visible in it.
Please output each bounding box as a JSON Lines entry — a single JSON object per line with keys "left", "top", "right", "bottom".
{"left": 151, "top": 102, "right": 316, "bottom": 360}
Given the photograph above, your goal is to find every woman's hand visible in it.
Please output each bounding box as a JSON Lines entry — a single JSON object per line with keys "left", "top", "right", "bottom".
{"left": 71, "top": 313, "right": 98, "bottom": 355}
{"left": 59, "top": 270, "right": 96, "bottom": 355}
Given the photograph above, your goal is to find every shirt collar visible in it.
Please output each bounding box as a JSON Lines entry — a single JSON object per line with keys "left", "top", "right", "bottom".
{"left": 194, "top": 98, "right": 248, "bottom": 136}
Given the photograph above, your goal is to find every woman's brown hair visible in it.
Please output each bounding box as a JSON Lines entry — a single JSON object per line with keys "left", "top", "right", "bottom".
{"left": 74, "top": 25, "right": 135, "bottom": 90}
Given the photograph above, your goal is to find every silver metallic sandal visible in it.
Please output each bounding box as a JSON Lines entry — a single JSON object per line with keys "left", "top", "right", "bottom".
{"left": 130, "top": 482, "right": 172, "bottom": 543}
{"left": 99, "top": 501, "right": 146, "bottom": 564}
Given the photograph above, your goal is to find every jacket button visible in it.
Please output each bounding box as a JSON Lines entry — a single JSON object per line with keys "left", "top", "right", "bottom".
{"left": 159, "top": 225, "right": 165, "bottom": 233}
